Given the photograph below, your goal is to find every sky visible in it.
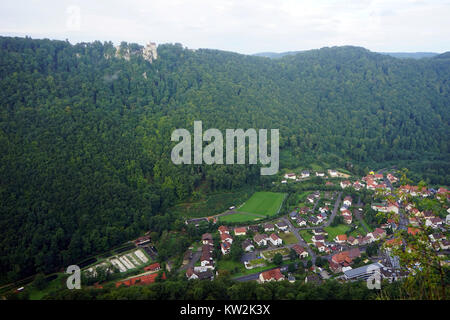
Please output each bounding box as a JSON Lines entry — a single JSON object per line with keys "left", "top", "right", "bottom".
{"left": 1, "top": 0, "right": 449, "bottom": 54}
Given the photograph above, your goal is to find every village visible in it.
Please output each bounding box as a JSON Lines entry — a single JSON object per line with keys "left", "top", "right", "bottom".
{"left": 179, "top": 169, "right": 449, "bottom": 285}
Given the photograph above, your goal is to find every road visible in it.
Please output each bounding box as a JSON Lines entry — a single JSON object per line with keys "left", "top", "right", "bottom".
{"left": 179, "top": 249, "right": 201, "bottom": 272}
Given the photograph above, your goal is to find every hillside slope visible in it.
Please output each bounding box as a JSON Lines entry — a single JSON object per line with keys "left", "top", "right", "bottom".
{"left": 0, "top": 37, "right": 449, "bottom": 280}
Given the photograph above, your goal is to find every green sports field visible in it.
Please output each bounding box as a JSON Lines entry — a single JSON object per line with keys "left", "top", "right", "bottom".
{"left": 237, "top": 192, "right": 287, "bottom": 216}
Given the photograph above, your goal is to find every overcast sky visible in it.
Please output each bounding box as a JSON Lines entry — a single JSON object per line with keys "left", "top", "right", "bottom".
{"left": 1, "top": 0, "right": 449, "bottom": 54}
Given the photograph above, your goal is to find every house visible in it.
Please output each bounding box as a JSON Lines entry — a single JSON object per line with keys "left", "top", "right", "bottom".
{"left": 220, "top": 233, "right": 233, "bottom": 244}
{"left": 387, "top": 173, "right": 398, "bottom": 183}
{"left": 316, "top": 172, "right": 325, "bottom": 177}
{"left": 374, "top": 173, "right": 383, "bottom": 180}
{"left": 275, "top": 221, "right": 289, "bottom": 231}
{"left": 366, "top": 180, "right": 378, "bottom": 190}
{"left": 292, "top": 244, "right": 309, "bottom": 258}
{"left": 284, "top": 173, "right": 296, "bottom": 179}
{"left": 289, "top": 211, "right": 298, "bottom": 220}
{"left": 134, "top": 235, "right": 151, "bottom": 246}
{"left": 306, "top": 194, "right": 315, "bottom": 204}
{"left": 312, "top": 228, "right": 326, "bottom": 235}
{"left": 202, "top": 233, "right": 213, "bottom": 245}
{"left": 308, "top": 216, "right": 320, "bottom": 225}
{"left": 254, "top": 233, "right": 268, "bottom": 246}
{"left": 220, "top": 241, "right": 231, "bottom": 255}
{"left": 312, "top": 234, "right": 325, "bottom": 243}
{"left": 299, "top": 207, "right": 310, "bottom": 215}
{"left": 264, "top": 223, "right": 275, "bottom": 232}
{"left": 186, "top": 268, "right": 213, "bottom": 281}
{"left": 335, "top": 234, "right": 348, "bottom": 244}
{"left": 200, "top": 249, "right": 214, "bottom": 266}
{"left": 259, "top": 268, "right": 285, "bottom": 283}
{"left": 218, "top": 226, "right": 230, "bottom": 235}
{"left": 343, "top": 215, "right": 352, "bottom": 224}
{"left": 326, "top": 181, "right": 334, "bottom": 186}
{"left": 340, "top": 180, "right": 352, "bottom": 189}
{"left": 234, "top": 227, "right": 247, "bottom": 236}
{"left": 343, "top": 196, "right": 352, "bottom": 207}
{"left": 318, "top": 212, "right": 328, "bottom": 221}
{"left": 144, "top": 262, "right": 161, "bottom": 272}
{"left": 301, "top": 170, "right": 310, "bottom": 178}
{"left": 367, "top": 228, "right": 386, "bottom": 241}
{"left": 269, "top": 233, "right": 283, "bottom": 246}
{"left": 387, "top": 201, "right": 399, "bottom": 214}
{"left": 248, "top": 225, "right": 260, "bottom": 233}
{"left": 242, "top": 239, "right": 255, "bottom": 252}
{"left": 353, "top": 181, "right": 363, "bottom": 190}
{"left": 440, "top": 240, "right": 450, "bottom": 250}
{"left": 407, "top": 227, "right": 420, "bottom": 236}
{"left": 330, "top": 248, "right": 361, "bottom": 272}
{"left": 426, "top": 217, "right": 443, "bottom": 228}
{"left": 328, "top": 169, "right": 338, "bottom": 177}
{"left": 347, "top": 236, "right": 359, "bottom": 246}
{"left": 296, "top": 217, "right": 307, "bottom": 227}
{"left": 429, "top": 233, "right": 445, "bottom": 242}
{"left": 315, "top": 242, "right": 326, "bottom": 252}
{"left": 341, "top": 208, "right": 352, "bottom": 216}
{"left": 319, "top": 206, "right": 329, "bottom": 214}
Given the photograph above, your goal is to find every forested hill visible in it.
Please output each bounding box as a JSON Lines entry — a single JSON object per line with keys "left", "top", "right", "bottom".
{"left": 0, "top": 36, "right": 449, "bottom": 281}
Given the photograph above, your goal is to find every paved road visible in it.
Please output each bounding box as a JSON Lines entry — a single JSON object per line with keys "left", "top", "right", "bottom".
{"left": 179, "top": 249, "right": 201, "bottom": 271}
{"left": 282, "top": 217, "right": 317, "bottom": 265}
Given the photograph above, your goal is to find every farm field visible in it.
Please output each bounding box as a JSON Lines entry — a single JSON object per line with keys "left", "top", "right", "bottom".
{"left": 219, "top": 213, "right": 264, "bottom": 223}
{"left": 218, "top": 191, "right": 287, "bottom": 223}
{"left": 237, "top": 192, "right": 286, "bottom": 217}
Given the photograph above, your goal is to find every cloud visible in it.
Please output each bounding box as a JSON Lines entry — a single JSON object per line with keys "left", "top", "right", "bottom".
{"left": 0, "top": 0, "right": 449, "bottom": 53}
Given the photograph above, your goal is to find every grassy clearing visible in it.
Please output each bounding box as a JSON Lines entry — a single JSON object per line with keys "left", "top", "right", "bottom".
{"left": 28, "top": 273, "right": 66, "bottom": 300}
{"left": 324, "top": 224, "right": 351, "bottom": 241}
{"left": 278, "top": 232, "right": 298, "bottom": 245}
{"left": 299, "top": 230, "right": 313, "bottom": 243}
{"left": 238, "top": 192, "right": 286, "bottom": 216}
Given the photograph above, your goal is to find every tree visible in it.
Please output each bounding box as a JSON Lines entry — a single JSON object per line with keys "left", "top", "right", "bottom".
{"left": 273, "top": 253, "right": 283, "bottom": 266}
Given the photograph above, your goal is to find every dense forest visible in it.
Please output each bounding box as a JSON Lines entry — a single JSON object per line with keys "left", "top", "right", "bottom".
{"left": 0, "top": 36, "right": 449, "bottom": 282}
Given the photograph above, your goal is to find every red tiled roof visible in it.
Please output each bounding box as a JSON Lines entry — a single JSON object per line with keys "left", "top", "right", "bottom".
{"left": 261, "top": 268, "right": 284, "bottom": 281}
{"left": 144, "top": 262, "right": 160, "bottom": 272}
{"left": 116, "top": 272, "right": 165, "bottom": 287}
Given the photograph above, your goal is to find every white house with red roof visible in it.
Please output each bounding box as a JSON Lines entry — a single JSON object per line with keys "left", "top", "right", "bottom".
{"left": 269, "top": 233, "right": 283, "bottom": 246}
{"left": 218, "top": 225, "right": 230, "bottom": 235}
{"left": 259, "top": 268, "right": 285, "bottom": 283}
{"left": 335, "top": 234, "right": 348, "bottom": 244}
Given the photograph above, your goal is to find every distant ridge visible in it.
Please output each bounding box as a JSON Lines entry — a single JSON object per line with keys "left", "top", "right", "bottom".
{"left": 253, "top": 50, "right": 440, "bottom": 59}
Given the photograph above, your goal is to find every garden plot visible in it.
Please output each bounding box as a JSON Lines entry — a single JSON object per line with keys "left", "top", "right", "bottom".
{"left": 86, "top": 262, "right": 112, "bottom": 277}
{"left": 134, "top": 249, "right": 149, "bottom": 263}
{"left": 119, "top": 255, "right": 135, "bottom": 270}
{"left": 110, "top": 258, "right": 127, "bottom": 272}
{"left": 126, "top": 253, "right": 140, "bottom": 266}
